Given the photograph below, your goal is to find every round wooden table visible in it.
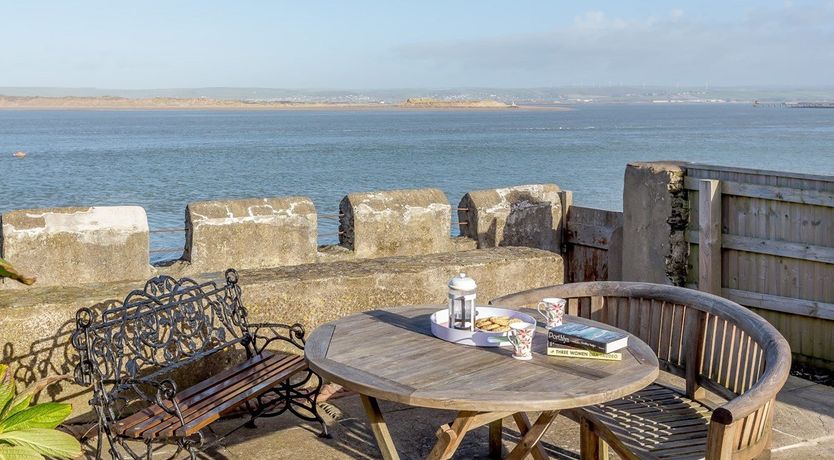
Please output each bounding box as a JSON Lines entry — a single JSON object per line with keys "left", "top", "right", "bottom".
{"left": 305, "top": 306, "right": 659, "bottom": 460}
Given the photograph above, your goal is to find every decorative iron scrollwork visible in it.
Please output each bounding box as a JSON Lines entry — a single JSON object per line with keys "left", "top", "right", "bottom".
{"left": 247, "top": 322, "right": 306, "bottom": 355}
{"left": 71, "top": 268, "right": 329, "bottom": 458}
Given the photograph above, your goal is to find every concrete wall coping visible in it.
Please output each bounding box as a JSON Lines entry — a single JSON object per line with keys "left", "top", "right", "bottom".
{"left": 0, "top": 246, "right": 562, "bottom": 310}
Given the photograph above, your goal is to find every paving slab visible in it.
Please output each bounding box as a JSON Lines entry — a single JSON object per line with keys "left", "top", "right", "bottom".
{"left": 79, "top": 377, "right": 834, "bottom": 459}
{"left": 769, "top": 375, "right": 834, "bottom": 455}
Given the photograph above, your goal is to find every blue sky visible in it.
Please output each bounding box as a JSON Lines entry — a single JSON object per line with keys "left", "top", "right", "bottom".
{"left": 1, "top": 0, "right": 833, "bottom": 88}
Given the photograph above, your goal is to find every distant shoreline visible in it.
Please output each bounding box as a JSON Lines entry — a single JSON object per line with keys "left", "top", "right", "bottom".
{"left": 0, "top": 95, "right": 571, "bottom": 111}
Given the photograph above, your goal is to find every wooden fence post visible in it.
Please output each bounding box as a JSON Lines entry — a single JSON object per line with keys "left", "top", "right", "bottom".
{"left": 698, "top": 179, "right": 722, "bottom": 294}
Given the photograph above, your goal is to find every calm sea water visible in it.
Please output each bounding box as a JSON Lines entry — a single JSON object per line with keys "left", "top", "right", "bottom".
{"left": 1, "top": 105, "right": 832, "bottom": 260}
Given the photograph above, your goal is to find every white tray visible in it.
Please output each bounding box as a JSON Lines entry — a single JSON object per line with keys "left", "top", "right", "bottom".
{"left": 430, "top": 307, "right": 537, "bottom": 347}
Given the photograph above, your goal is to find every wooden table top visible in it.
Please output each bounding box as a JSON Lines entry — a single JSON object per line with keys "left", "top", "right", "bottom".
{"left": 305, "top": 306, "right": 659, "bottom": 412}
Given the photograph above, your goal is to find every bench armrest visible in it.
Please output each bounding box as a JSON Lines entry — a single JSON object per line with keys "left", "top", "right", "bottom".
{"left": 247, "top": 322, "right": 307, "bottom": 354}
{"left": 117, "top": 377, "right": 187, "bottom": 427}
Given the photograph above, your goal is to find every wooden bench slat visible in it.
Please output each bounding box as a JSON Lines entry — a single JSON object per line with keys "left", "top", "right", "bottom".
{"left": 606, "top": 403, "right": 710, "bottom": 416}
{"left": 579, "top": 383, "right": 713, "bottom": 458}
{"left": 136, "top": 354, "right": 303, "bottom": 439}
{"left": 145, "top": 355, "right": 305, "bottom": 440}
{"left": 118, "top": 353, "right": 289, "bottom": 437}
{"left": 116, "top": 352, "right": 280, "bottom": 434}
{"left": 171, "top": 356, "right": 306, "bottom": 438}
{"left": 114, "top": 353, "right": 306, "bottom": 440}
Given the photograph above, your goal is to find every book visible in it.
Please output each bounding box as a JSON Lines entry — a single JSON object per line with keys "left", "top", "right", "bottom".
{"left": 547, "top": 322, "right": 628, "bottom": 353}
{"left": 546, "top": 345, "right": 623, "bottom": 361}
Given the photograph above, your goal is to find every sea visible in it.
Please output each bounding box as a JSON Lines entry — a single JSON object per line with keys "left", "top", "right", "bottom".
{"left": 1, "top": 104, "right": 833, "bottom": 261}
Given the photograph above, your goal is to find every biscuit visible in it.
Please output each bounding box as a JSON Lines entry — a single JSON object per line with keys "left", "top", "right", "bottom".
{"left": 507, "top": 318, "right": 523, "bottom": 325}
{"left": 492, "top": 317, "right": 510, "bottom": 326}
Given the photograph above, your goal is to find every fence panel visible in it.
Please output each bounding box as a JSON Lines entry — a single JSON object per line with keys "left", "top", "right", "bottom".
{"left": 684, "top": 164, "right": 834, "bottom": 367}
{"left": 562, "top": 199, "right": 623, "bottom": 283}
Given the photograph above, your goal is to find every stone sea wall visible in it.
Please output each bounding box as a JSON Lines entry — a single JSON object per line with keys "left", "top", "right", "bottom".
{"left": 0, "top": 184, "right": 567, "bottom": 288}
{"left": 0, "top": 183, "right": 570, "bottom": 418}
{"left": 0, "top": 246, "right": 564, "bottom": 420}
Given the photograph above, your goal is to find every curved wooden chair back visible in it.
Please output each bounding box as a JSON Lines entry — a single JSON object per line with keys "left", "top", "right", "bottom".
{"left": 491, "top": 282, "right": 791, "bottom": 459}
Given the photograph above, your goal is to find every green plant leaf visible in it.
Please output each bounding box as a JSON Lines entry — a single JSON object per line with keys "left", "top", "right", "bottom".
{"left": 6, "top": 374, "right": 71, "bottom": 420}
{"left": 0, "top": 445, "right": 45, "bottom": 460}
{"left": 0, "top": 429, "right": 81, "bottom": 460}
{"left": 2, "top": 397, "right": 31, "bottom": 422}
{"left": 0, "top": 365, "right": 15, "bottom": 419}
{"left": 0, "top": 404, "right": 71, "bottom": 432}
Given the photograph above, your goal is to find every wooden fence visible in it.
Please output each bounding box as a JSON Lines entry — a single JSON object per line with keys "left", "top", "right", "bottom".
{"left": 684, "top": 164, "right": 834, "bottom": 368}
{"left": 560, "top": 191, "right": 623, "bottom": 283}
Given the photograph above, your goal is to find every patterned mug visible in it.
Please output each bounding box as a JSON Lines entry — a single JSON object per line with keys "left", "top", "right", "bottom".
{"left": 537, "top": 297, "right": 566, "bottom": 328}
{"left": 507, "top": 322, "right": 536, "bottom": 360}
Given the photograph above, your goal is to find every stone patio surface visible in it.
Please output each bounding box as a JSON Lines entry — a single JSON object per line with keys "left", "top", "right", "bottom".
{"left": 80, "top": 376, "right": 834, "bottom": 459}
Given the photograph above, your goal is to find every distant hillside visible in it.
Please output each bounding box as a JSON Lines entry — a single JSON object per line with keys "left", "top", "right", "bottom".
{"left": 399, "top": 98, "right": 511, "bottom": 108}
{"left": 0, "top": 95, "right": 386, "bottom": 110}
{"left": 0, "top": 95, "right": 525, "bottom": 110}
{"left": 2, "top": 86, "right": 834, "bottom": 104}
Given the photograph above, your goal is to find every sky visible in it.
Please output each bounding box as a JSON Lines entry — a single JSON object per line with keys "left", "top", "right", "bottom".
{"left": 1, "top": 0, "right": 833, "bottom": 89}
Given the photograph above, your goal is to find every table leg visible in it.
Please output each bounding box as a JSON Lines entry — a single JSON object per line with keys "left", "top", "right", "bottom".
{"left": 360, "top": 395, "right": 400, "bottom": 460}
{"left": 488, "top": 418, "right": 503, "bottom": 459}
{"left": 507, "top": 411, "right": 559, "bottom": 460}
{"left": 426, "top": 411, "right": 479, "bottom": 460}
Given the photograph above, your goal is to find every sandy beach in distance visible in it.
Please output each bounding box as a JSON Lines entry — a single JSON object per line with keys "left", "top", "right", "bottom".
{"left": 0, "top": 95, "right": 572, "bottom": 111}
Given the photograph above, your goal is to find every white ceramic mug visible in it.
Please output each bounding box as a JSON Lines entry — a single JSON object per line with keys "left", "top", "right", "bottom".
{"left": 537, "top": 297, "right": 566, "bottom": 328}
{"left": 507, "top": 322, "right": 536, "bottom": 360}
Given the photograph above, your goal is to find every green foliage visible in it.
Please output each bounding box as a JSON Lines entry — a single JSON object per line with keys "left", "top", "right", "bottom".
{"left": 0, "top": 445, "right": 46, "bottom": 460}
{"left": 1, "top": 404, "right": 72, "bottom": 433}
{"left": 0, "top": 258, "right": 36, "bottom": 286}
{"left": 0, "top": 366, "right": 80, "bottom": 460}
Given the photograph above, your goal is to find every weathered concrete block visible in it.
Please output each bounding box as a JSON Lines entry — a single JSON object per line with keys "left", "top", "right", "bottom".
{"left": 622, "top": 162, "right": 688, "bottom": 284}
{"left": 0, "top": 206, "right": 151, "bottom": 288}
{"left": 185, "top": 197, "right": 317, "bottom": 272}
{"left": 339, "top": 188, "right": 452, "bottom": 258}
{"left": 0, "top": 246, "right": 562, "bottom": 420}
{"left": 458, "top": 184, "right": 563, "bottom": 252}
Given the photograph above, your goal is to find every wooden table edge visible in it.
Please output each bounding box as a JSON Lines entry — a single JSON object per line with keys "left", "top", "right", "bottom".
{"left": 305, "top": 307, "right": 661, "bottom": 412}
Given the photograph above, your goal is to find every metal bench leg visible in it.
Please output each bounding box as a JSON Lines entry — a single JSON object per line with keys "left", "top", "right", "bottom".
{"left": 93, "top": 430, "right": 104, "bottom": 460}
{"left": 299, "top": 371, "right": 331, "bottom": 438}
{"left": 580, "top": 418, "right": 609, "bottom": 460}
{"left": 315, "top": 411, "right": 330, "bottom": 438}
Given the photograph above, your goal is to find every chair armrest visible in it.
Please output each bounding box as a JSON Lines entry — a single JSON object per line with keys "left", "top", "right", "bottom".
{"left": 710, "top": 337, "right": 791, "bottom": 425}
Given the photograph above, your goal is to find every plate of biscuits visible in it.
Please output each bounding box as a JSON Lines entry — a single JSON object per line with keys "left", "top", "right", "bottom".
{"left": 430, "top": 306, "right": 537, "bottom": 347}
{"left": 474, "top": 315, "right": 526, "bottom": 333}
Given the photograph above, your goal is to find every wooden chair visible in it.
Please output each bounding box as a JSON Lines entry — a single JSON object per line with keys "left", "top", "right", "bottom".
{"left": 491, "top": 281, "right": 791, "bottom": 460}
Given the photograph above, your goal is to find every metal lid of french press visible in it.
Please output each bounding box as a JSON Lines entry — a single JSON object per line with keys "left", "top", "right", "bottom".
{"left": 448, "top": 272, "right": 477, "bottom": 292}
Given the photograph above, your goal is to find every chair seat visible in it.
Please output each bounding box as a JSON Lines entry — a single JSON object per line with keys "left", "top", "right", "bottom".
{"left": 113, "top": 352, "right": 307, "bottom": 440}
{"left": 570, "top": 384, "right": 713, "bottom": 460}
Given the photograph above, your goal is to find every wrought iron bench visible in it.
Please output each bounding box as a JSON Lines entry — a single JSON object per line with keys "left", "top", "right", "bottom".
{"left": 491, "top": 281, "right": 791, "bottom": 460}
{"left": 72, "top": 269, "right": 327, "bottom": 460}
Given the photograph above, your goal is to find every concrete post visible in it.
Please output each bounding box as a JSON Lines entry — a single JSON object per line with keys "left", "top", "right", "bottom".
{"left": 339, "top": 188, "right": 452, "bottom": 258}
{"left": 0, "top": 206, "right": 152, "bottom": 288}
{"left": 621, "top": 162, "right": 689, "bottom": 285}
{"left": 457, "top": 184, "right": 563, "bottom": 252}
{"left": 184, "top": 197, "right": 318, "bottom": 272}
